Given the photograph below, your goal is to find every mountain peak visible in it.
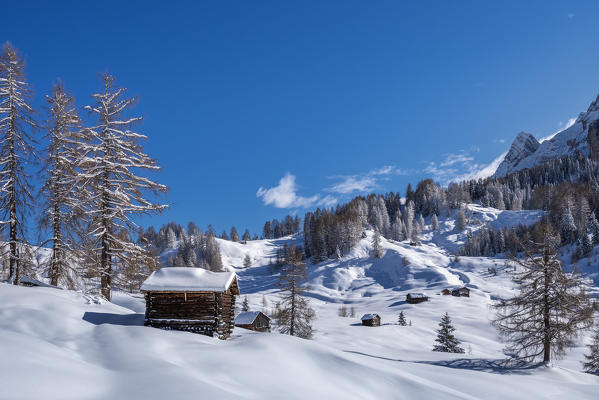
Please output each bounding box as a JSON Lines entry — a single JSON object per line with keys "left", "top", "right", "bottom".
{"left": 493, "top": 132, "right": 540, "bottom": 177}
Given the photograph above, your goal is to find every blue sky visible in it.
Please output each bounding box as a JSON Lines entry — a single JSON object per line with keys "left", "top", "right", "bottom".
{"left": 3, "top": 1, "right": 599, "bottom": 236}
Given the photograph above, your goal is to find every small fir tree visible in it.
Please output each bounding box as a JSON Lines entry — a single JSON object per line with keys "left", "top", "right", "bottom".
{"left": 241, "top": 296, "right": 250, "bottom": 312}
{"left": 432, "top": 312, "right": 464, "bottom": 353}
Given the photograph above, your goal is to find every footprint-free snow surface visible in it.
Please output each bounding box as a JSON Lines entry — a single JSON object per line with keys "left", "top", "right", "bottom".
{"left": 1, "top": 205, "right": 598, "bottom": 399}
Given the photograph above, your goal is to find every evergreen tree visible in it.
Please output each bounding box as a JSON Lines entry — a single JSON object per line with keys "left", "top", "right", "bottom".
{"left": 243, "top": 253, "right": 251, "bottom": 268}
{"left": 398, "top": 311, "right": 407, "bottom": 326}
{"left": 493, "top": 224, "right": 594, "bottom": 362}
{"left": 78, "top": 73, "right": 168, "bottom": 300}
{"left": 40, "top": 81, "right": 84, "bottom": 286}
{"left": 0, "top": 43, "right": 37, "bottom": 284}
{"left": 372, "top": 228, "right": 383, "bottom": 258}
{"left": 241, "top": 296, "right": 250, "bottom": 312}
{"left": 583, "top": 326, "right": 599, "bottom": 375}
{"left": 433, "top": 312, "right": 464, "bottom": 353}
{"left": 277, "top": 245, "right": 315, "bottom": 339}
{"left": 220, "top": 230, "right": 229, "bottom": 240}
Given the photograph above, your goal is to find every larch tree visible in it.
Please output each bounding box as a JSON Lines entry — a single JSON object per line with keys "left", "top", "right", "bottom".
{"left": 230, "top": 226, "right": 239, "bottom": 242}
{"left": 243, "top": 253, "right": 251, "bottom": 268}
{"left": 277, "top": 244, "right": 315, "bottom": 339}
{"left": 372, "top": 227, "right": 383, "bottom": 258}
{"left": 398, "top": 311, "right": 407, "bottom": 326}
{"left": 39, "top": 81, "right": 84, "bottom": 286}
{"left": 78, "top": 73, "right": 167, "bottom": 300}
{"left": 0, "top": 43, "right": 37, "bottom": 284}
{"left": 493, "top": 224, "right": 594, "bottom": 363}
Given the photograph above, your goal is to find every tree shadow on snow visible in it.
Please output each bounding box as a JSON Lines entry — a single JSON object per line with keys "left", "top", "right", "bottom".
{"left": 83, "top": 312, "right": 144, "bottom": 326}
{"left": 344, "top": 351, "right": 542, "bottom": 375}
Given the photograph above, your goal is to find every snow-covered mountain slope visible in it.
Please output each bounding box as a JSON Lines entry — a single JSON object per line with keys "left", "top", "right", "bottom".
{"left": 493, "top": 94, "right": 599, "bottom": 178}
{"left": 2, "top": 205, "right": 598, "bottom": 399}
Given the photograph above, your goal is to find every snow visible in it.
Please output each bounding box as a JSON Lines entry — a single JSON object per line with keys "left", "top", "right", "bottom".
{"left": 2, "top": 204, "right": 598, "bottom": 399}
{"left": 140, "top": 267, "right": 237, "bottom": 292}
{"left": 234, "top": 311, "right": 267, "bottom": 325}
{"left": 407, "top": 293, "right": 427, "bottom": 299}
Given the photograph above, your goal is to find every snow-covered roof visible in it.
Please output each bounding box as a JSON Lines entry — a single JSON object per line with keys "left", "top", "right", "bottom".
{"left": 19, "top": 275, "right": 61, "bottom": 289}
{"left": 140, "top": 267, "right": 238, "bottom": 293}
{"left": 235, "top": 311, "right": 269, "bottom": 325}
{"left": 361, "top": 313, "right": 380, "bottom": 321}
{"left": 407, "top": 293, "right": 427, "bottom": 298}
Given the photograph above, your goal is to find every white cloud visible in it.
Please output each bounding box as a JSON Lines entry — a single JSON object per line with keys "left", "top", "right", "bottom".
{"left": 568, "top": 13, "right": 575, "bottom": 19}
{"left": 256, "top": 173, "right": 319, "bottom": 209}
{"left": 440, "top": 153, "right": 474, "bottom": 167}
{"left": 329, "top": 176, "right": 377, "bottom": 194}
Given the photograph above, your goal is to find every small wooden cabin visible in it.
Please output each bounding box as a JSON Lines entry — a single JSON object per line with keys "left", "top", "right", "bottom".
{"left": 361, "top": 313, "right": 381, "bottom": 327}
{"left": 451, "top": 287, "right": 470, "bottom": 297}
{"left": 441, "top": 288, "right": 451, "bottom": 295}
{"left": 406, "top": 293, "right": 429, "bottom": 304}
{"left": 141, "top": 267, "right": 240, "bottom": 339}
{"left": 235, "top": 311, "right": 271, "bottom": 332}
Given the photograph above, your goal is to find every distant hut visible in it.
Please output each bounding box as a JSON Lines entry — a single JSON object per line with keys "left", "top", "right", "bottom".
{"left": 361, "top": 313, "right": 381, "bottom": 327}
{"left": 235, "top": 311, "right": 271, "bottom": 332}
{"left": 451, "top": 287, "right": 470, "bottom": 297}
{"left": 406, "top": 293, "right": 429, "bottom": 304}
{"left": 141, "top": 267, "right": 240, "bottom": 339}
{"left": 441, "top": 288, "right": 451, "bottom": 296}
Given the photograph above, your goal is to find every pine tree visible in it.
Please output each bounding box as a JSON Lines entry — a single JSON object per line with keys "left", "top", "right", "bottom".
{"left": 243, "top": 253, "right": 251, "bottom": 268}
{"left": 372, "top": 228, "right": 383, "bottom": 258}
{"left": 433, "top": 312, "right": 464, "bottom": 353}
{"left": 493, "top": 224, "right": 594, "bottom": 362}
{"left": 398, "top": 311, "right": 407, "bottom": 326}
{"left": 0, "top": 43, "right": 37, "bottom": 284}
{"left": 241, "top": 296, "right": 250, "bottom": 312}
{"left": 277, "top": 245, "right": 315, "bottom": 338}
{"left": 77, "top": 73, "right": 167, "bottom": 300}
{"left": 335, "top": 245, "right": 342, "bottom": 260}
{"left": 40, "top": 81, "right": 84, "bottom": 286}
{"left": 583, "top": 326, "right": 599, "bottom": 375}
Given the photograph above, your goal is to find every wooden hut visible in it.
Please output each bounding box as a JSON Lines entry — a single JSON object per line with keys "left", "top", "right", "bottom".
{"left": 141, "top": 267, "right": 240, "bottom": 339}
{"left": 406, "top": 293, "right": 429, "bottom": 304}
{"left": 451, "top": 287, "right": 470, "bottom": 297}
{"left": 234, "top": 311, "right": 271, "bottom": 332}
{"left": 441, "top": 288, "right": 451, "bottom": 295}
{"left": 361, "top": 313, "right": 381, "bottom": 327}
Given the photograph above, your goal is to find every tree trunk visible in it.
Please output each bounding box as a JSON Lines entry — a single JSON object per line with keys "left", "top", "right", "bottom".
{"left": 543, "top": 260, "right": 551, "bottom": 363}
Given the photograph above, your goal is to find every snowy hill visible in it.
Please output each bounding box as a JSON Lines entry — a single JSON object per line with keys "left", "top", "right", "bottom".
{"left": 2, "top": 204, "right": 599, "bottom": 399}
{"left": 492, "top": 93, "right": 599, "bottom": 178}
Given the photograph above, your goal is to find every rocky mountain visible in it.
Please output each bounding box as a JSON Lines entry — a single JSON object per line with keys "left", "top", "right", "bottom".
{"left": 493, "top": 93, "right": 599, "bottom": 178}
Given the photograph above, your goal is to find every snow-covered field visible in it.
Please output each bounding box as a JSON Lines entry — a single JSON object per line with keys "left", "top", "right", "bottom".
{"left": 1, "top": 205, "right": 598, "bottom": 399}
